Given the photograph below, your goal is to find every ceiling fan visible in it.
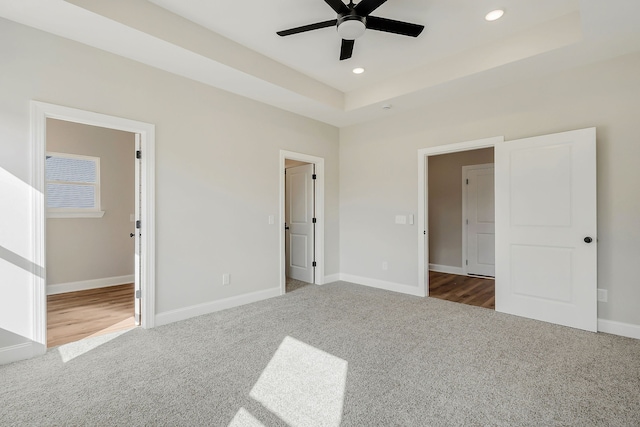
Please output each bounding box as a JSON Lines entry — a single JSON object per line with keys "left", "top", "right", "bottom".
{"left": 277, "top": 0, "right": 425, "bottom": 60}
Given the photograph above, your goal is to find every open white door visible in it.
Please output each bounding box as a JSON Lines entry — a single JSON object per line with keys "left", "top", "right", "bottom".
{"left": 285, "top": 164, "right": 315, "bottom": 283}
{"left": 464, "top": 164, "right": 495, "bottom": 277}
{"left": 134, "top": 134, "right": 141, "bottom": 326}
{"left": 495, "top": 128, "right": 597, "bottom": 331}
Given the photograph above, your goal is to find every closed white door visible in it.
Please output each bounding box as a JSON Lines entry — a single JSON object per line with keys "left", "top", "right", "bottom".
{"left": 285, "top": 164, "right": 315, "bottom": 283}
{"left": 465, "top": 164, "right": 495, "bottom": 277}
{"left": 495, "top": 128, "right": 597, "bottom": 331}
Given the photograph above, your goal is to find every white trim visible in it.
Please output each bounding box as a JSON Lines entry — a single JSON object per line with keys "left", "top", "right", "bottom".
{"left": 324, "top": 274, "right": 340, "bottom": 284}
{"left": 598, "top": 319, "right": 640, "bottom": 340}
{"left": 339, "top": 274, "right": 425, "bottom": 297}
{"left": 47, "top": 275, "right": 135, "bottom": 295}
{"left": 0, "top": 342, "right": 44, "bottom": 366}
{"left": 31, "top": 101, "right": 156, "bottom": 348}
{"left": 155, "top": 287, "right": 281, "bottom": 327}
{"left": 428, "top": 264, "right": 465, "bottom": 276}
{"left": 279, "top": 150, "right": 326, "bottom": 295}
{"left": 461, "top": 163, "right": 494, "bottom": 276}
{"left": 47, "top": 211, "right": 105, "bottom": 218}
{"left": 417, "top": 136, "right": 503, "bottom": 298}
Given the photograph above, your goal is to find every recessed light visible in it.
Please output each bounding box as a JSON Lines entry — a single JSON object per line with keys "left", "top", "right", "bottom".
{"left": 352, "top": 67, "right": 365, "bottom": 74}
{"left": 485, "top": 9, "right": 504, "bottom": 21}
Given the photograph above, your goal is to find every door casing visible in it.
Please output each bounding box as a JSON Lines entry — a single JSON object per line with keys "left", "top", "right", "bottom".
{"left": 30, "top": 101, "right": 156, "bottom": 351}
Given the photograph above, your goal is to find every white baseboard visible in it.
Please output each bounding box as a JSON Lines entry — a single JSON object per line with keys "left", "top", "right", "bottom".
{"left": 323, "top": 274, "right": 340, "bottom": 284}
{"left": 598, "top": 319, "right": 640, "bottom": 340}
{"left": 339, "top": 274, "right": 425, "bottom": 297}
{"left": 0, "top": 341, "right": 44, "bottom": 366}
{"left": 47, "top": 274, "right": 135, "bottom": 295}
{"left": 155, "top": 287, "right": 281, "bottom": 327}
{"left": 429, "top": 264, "right": 465, "bottom": 275}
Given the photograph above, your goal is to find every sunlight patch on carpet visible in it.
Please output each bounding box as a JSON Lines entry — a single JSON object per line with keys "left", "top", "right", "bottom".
{"left": 248, "top": 336, "right": 348, "bottom": 427}
{"left": 57, "top": 328, "right": 132, "bottom": 363}
{"left": 228, "top": 408, "right": 265, "bottom": 427}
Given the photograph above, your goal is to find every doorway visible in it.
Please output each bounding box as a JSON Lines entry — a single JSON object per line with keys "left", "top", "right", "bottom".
{"left": 30, "top": 102, "right": 156, "bottom": 351}
{"left": 426, "top": 147, "right": 495, "bottom": 309}
{"left": 45, "top": 119, "right": 136, "bottom": 347}
{"left": 285, "top": 160, "right": 314, "bottom": 293}
{"left": 279, "top": 150, "right": 325, "bottom": 295}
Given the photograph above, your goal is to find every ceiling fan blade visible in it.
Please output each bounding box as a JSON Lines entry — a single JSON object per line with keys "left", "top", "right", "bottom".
{"left": 366, "top": 16, "right": 424, "bottom": 37}
{"left": 277, "top": 19, "right": 337, "bottom": 36}
{"left": 325, "top": 0, "right": 349, "bottom": 14}
{"left": 340, "top": 39, "right": 355, "bottom": 60}
{"left": 354, "top": 0, "right": 388, "bottom": 16}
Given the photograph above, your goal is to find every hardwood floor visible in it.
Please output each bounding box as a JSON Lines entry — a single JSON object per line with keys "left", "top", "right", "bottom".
{"left": 429, "top": 270, "right": 495, "bottom": 309}
{"left": 47, "top": 283, "right": 136, "bottom": 348}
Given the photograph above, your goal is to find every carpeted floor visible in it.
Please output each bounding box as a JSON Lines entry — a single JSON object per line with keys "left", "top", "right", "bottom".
{"left": 1, "top": 281, "right": 639, "bottom": 426}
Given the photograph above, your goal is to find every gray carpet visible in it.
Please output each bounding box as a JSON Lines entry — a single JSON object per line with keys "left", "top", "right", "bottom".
{"left": 1, "top": 281, "right": 639, "bottom": 426}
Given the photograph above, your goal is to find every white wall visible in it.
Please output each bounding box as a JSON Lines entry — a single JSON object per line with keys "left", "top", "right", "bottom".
{"left": 46, "top": 119, "right": 135, "bottom": 286}
{"left": 340, "top": 52, "right": 640, "bottom": 327}
{"left": 428, "top": 148, "right": 494, "bottom": 268}
{"left": 0, "top": 18, "right": 339, "bottom": 341}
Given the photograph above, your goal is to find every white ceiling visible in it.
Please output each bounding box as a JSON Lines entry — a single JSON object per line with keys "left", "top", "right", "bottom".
{"left": 1, "top": 0, "right": 640, "bottom": 127}
{"left": 149, "top": 0, "right": 580, "bottom": 92}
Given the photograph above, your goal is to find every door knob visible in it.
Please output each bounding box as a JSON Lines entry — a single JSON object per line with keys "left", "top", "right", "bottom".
{"left": 584, "top": 236, "right": 593, "bottom": 243}
{"left": 130, "top": 233, "right": 135, "bottom": 238}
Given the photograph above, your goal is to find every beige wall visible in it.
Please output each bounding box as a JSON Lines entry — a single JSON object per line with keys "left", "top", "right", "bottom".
{"left": 428, "top": 148, "right": 494, "bottom": 268}
{"left": 340, "top": 51, "right": 640, "bottom": 326}
{"left": 46, "top": 119, "right": 135, "bottom": 285}
{"left": 0, "top": 18, "right": 339, "bottom": 340}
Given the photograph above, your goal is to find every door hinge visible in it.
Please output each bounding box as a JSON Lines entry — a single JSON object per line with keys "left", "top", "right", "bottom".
{"left": 312, "top": 218, "right": 317, "bottom": 223}
{"left": 466, "top": 219, "right": 468, "bottom": 225}
{"left": 135, "top": 290, "right": 141, "bottom": 299}
{"left": 466, "top": 179, "right": 469, "bottom": 185}
{"left": 136, "top": 150, "right": 141, "bottom": 159}
{"left": 312, "top": 174, "right": 317, "bottom": 180}
{"left": 136, "top": 220, "right": 141, "bottom": 229}
{"left": 466, "top": 260, "right": 468, "bottom": 265}
{"left": 312, "top": 261, "right": 317, "bottom": 267}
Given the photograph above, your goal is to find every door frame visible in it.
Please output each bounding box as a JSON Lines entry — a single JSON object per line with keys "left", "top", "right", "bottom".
{"left": 30, "top": 101, "right": 156, "bottom": 349}
{"left": 417, "top": 136, "right": 503, "bottom": 296}
{"left": 279, "top": 150, "right": 325, "bottom": 295}
{"left": 461, "top": 163, "right": 495, "bottom": 276}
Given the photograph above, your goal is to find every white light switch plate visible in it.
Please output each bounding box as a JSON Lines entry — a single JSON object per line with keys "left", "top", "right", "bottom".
{"left": 395, "top": 215, "right": 407, "bottom": 225}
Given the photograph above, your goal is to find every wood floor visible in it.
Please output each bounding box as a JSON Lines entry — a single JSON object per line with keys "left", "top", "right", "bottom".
{"left": 47, "top": 283, "right": 136, "bottom": 348}
{"left": 429, "top": 270, "right": 495, "bottom": 309}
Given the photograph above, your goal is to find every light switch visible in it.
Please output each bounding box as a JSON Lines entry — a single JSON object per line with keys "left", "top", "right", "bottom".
{"left": 408, "top": 214, "right": 414, "bottom": 225}
{"left": 395, "top": 215, "right": 407, "bottom": 225}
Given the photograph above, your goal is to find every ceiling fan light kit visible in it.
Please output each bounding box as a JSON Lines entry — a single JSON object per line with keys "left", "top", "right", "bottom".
{"left": 337, "top": 15, "right": 367, "bottom": 40}
{"left": 277, "top": 0, "right": 425, "bottom": 61}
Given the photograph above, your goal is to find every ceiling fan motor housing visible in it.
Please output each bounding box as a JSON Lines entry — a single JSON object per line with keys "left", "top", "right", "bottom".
{"left": 337, "top": 13, "right": 367, "bottom": 40}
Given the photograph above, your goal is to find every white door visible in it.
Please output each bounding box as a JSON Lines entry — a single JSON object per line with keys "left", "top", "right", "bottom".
{"left": 134, "top": 135, "right": 141, "bottom": 326}
{"left": 464, "top": 164, "right": 495, "bottom": 277}
{"left": 285, "top": 164, "right": 315, "bottom": 283}
{"left": 495, "top": 128, "right": 597, "bottom": 331}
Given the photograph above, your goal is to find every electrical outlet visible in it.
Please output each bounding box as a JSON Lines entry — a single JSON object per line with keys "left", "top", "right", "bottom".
{"left": 268, "top": 215, "right": 274, "bottom": 225}
{"left": 222, "top": 273, "right": 230, "bottom": 286}
{"left": 597, "top": 288, "right": 607, "bottom": 302}
{"left": 382, "top": 261, "right": 388, "bottom": 271}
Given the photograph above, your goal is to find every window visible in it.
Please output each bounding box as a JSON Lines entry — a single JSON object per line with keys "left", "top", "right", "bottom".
{"left": 46, "top": 152, "right": 104, "bottom": 218}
